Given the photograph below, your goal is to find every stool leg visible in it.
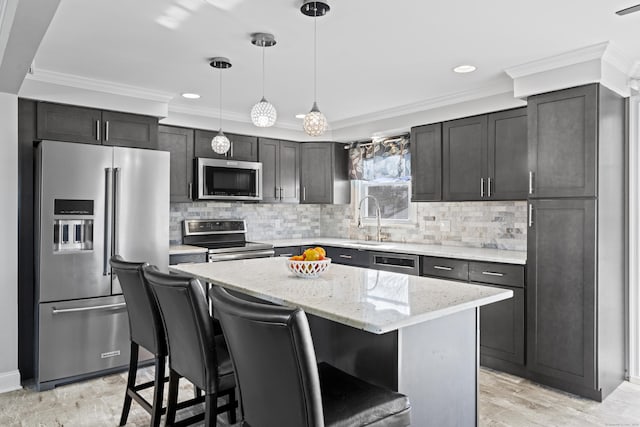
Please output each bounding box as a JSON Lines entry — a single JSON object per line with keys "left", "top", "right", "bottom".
{"left": 119, "top": 341, "right": 139, "bottom": 426}
{"left": 204, "top": 393, "right": 216, "bottom": 427}
{"left": 150, "top": 355, "right": 165, "bottom": 427}
{"left": 227, "top": 388, "right": 237, "bottom": 424}
{"left": 165, "top": 369, "right": 180, "bottom": 426}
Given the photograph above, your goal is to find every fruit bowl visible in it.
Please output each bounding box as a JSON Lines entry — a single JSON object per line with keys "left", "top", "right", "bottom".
{"left": 286, "top": 258, "right": 332, "bottom": 279}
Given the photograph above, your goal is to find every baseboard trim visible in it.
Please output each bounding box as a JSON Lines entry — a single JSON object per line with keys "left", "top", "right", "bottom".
{"left": 629, "top": 376, "right": 640, "bottom": 385}
{"left": 0, "top": 370, "right": 21, "bottom": 394}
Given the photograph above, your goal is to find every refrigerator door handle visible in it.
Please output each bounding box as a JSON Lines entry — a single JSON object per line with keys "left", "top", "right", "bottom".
{"left": 52, "top": 302, "right": 127, "bottom": 314}
{"left": 113, "top": 167, "right": 120, "bottom": 256}
{"left": 104, "top": 168, "right": 113, "bottom": 276}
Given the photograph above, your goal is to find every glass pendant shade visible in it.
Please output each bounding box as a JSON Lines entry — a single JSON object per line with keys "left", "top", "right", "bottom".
{"left": 211, "top": 130, "right": 231, "bottom": 154}
{"left": 303, "top": 102, "right": 327, "bottom": 137}
{"left": 251, "top": 97, "right": 277, "bottom": 127}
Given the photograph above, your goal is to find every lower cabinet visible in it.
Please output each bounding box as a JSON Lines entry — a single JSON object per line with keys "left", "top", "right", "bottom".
{"left": 324, "top": 246, "right": 369, "bottom": 267}
{"left": 169, "top": 252, "right": 207, "bottom": 265}
{"left": 274, "top": 246, "right": 301, "bottom": 257}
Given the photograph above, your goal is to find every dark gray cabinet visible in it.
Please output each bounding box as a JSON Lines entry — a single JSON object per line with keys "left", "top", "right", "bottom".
{"left": 443, "top": 108, "right": 528, "bottom": 201}
{"left": 443, "top": 115, "right": 487, "bottom": 201}
{"left": 421, "top": 256, "right": 469, "bottom": 281}
{"left": 300, "top": 143, "right": 350, "bottom": 204}
{"left": 194, "top": 129, "right": 258, "bottom": 161}
{"left": 36, "top": 102, "right": 158, "bottom": 149}
{"left": 526, "top": 84, "right": 625, "bottom": 401}
{"left": 324, "top": 246, "right": 369, "bottom": 267}
{"left": 169, "top": 252, "right": 207, "bottom": 265}
{"left": 487, "top": 108, "right": 528, "bottom": 200}
{"left": 158, "top": 125, "right": 194, "bottom": 203}
{"left": 528, "top": 85, "right": 597, "bottom": 199}
{"left": 410, "top": 123, "right": 442, "bottom": 201}
{"left": 274, "top": 246, "right": 301, "bottom": 257}
{"left": 527, "top": 199, "right": 596, "bottom": 389}
{"left": 259, "top": 138, "right": 300, "bottom": 203}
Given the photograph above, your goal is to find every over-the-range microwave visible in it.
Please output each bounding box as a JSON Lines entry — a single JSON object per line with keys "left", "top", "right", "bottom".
{"left": 195, "top": 157, "right": 263, "bottom": 201}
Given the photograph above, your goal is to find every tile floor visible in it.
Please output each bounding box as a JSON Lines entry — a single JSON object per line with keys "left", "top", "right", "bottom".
{"left": 0, "top": 367, "right": 639, "bottom": 426}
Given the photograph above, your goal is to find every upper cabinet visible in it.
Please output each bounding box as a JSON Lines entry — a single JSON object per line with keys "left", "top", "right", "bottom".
{"left": 300, "top": 142, "right": 350, "bottom": 204}
{"left": 36, "top": 102, "right": 158, "bottom": 149}
{"left": 158, "top": 125, "right": 194, "bottom": 203}
{"left": 258, "top": 138, "right": 300, "bottom": 203}
{"left": 528, "top": 85, "right": 597, "bottom": 198}
{"left": 443, "top": 108, "right": 527, "bottom": 201}
{"left": 443, "top": 115, "right": 488, "bottom": 201}
{"left": 410, "top": 123, "right": 442, "bottom": 202}
{"left": 194, "top": 129, "right": 258, "bottom": 161}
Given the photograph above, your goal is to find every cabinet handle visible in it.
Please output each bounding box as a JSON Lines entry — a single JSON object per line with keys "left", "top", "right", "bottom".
{"left": 529, "top": 171, "right": 534, "bottom": 195}
{"left": 278, "top": 253, "right": 294, "bottom": 257}
{"left": 480, "top": 178, "right": 485, "bottom": 198}
{"left": 230, "top": 142, "right": 234, "bottom": 158}
{"left": 433, "top": 265, "right": 453, "bottom": 271}
{"left": 275, "top": 187, "right": 279, "bottom": 199}
{"left": 339, "top": 254, "right": 353, "bottom": 259}
{"left": 487, "top": 177, "right": 492, "bottom": 197}
{"left": 280, "top": 187, "right": 284, "bottom": 201}
{"left": 96, "top": 120, "right": 101, "bottom": 141}
{"left": 188, "top": 182, "right": 193, "bottom": 199}
{"left": 105, "top": 121, "right": 110, "bottom": 141}
{"left": 303, "top": 187, "right": 306, "bottom": 201}
{"left": 528, "top": 203, "right": 533, "bottom": 227}
{"left": 481, "top": 271, "right": 504, "bottom": 277}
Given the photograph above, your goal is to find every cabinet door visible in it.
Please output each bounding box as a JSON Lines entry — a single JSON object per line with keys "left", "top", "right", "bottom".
{"left": 324, "top": 246, "right": 369, "bottom": 267}
{"left": 443, "top": 115, "right": 487, "bottom": 201}
{"left": 487, "top": 108, "right": 528, "bottom": 200}
{"left": 301, "top": 143, "right": 332, "bottom": 204}
{"left": 36, "top": 102, "right": 102, "bottom": 144}
{"left": 194, "top": 129, "right": 226, "bottom": 159}
{"left": 279, "top": 140, "right": 300, "bottom": 203}
{"left": 158, "top": 125, "right": 194, "bottom": 202}
{"left": 258, "top": 138, "right": 280, "bottom": 203}
{"left": 227, "top": 133, "right": 258, "bottom": 161}
{"left": 274, "top": 246, "right": 301, "bottom": 257}
{"left": 478, "top": 285, "right": 525, "bottom": 365}
{"left": 528, "top": 85, "right": 597, "bottom": 198}
{"left": 527, "top": 199, "right": 596, "bottom": 389}
{"left": 410, "top": 123, "right": 442, "bottom": 201}
{"left": 101, "top": 111, "right": 158, "bottom": 149}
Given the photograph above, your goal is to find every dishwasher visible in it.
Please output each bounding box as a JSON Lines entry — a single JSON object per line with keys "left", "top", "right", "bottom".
{"left": 369, "top": 252, "right": 420, "bottom": 276}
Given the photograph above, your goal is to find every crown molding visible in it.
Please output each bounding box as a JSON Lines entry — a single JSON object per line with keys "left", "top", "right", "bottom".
{"left": 505, "top": 42, "right": 610, "bottom": 79}
{"left": 331, "top": 80, "right": 513, "bottom": 130}
{"left": 168, "top": 102, "right": 301, "bottom": 130}
{"left": 24, "top": 68, "right": 176, "bottom": 103}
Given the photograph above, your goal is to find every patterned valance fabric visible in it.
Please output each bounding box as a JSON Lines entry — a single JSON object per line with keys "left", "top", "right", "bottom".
{"left": 348, "top": 135, "right": 410, "bottom": 181}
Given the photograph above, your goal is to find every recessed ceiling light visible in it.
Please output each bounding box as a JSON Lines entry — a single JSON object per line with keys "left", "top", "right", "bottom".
{"left": 453, "top": 65, "right": 476, "bottom": 74}
{"left": 295, "top": 114, "right": 306, "bottom": 119}
{"left": 181, "top": 93, "right": 201, "bottom": 99}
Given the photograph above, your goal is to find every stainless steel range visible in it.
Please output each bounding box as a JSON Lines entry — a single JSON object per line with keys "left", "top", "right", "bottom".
{"left": 182, "top": 219, "right": 274, "bottom": 262}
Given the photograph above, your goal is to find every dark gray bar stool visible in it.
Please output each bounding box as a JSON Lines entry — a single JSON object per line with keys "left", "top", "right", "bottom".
{"left": 210, "top": 285, "right": 412, "bottom": 427}
{"left": 143, "top": 266, "right": 237, "bottom": 427}
{"left": 110, "top": 255, "right": 167, "bottom": 427}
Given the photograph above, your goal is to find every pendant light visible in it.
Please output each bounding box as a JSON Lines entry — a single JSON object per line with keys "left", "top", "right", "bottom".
{"left": 250, "top": 33, "right": 277, "bottom": 128}
{"left": 301, "top": 1, "right": 330, "bottom": 137}
{"left": 210, "top": 57, "right": 232, "bottom": 154}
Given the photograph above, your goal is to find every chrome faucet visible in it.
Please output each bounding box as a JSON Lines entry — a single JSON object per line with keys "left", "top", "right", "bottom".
{"left": 357, "top": 195, "right": 382, "bottom": 242}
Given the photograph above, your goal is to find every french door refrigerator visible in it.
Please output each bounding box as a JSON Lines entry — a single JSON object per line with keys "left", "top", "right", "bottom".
{"left": 35, "top": 140, "right": 169, "bottom": 390}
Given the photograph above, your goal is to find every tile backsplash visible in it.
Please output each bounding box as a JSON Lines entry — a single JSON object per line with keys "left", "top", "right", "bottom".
{"left": 171, "top": 200, "right": 527, "bottom": 251}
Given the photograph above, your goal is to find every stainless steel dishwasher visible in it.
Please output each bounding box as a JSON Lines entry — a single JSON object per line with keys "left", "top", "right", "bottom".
{"left": 369, "top": 252, "right": 420, "bottom": 276}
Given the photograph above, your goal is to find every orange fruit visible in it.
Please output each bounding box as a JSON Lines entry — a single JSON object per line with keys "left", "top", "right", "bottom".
{"left": 303, "top": 248, "right": 321, "bottom": 261}
{"left": 290, "top": 255, "right": 304, "bottom": 261}
{"left": 314, "top": 247, "right": 326, "bottom": 257}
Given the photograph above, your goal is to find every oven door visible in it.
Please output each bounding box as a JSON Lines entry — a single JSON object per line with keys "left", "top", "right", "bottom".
{"left": 197, "top": 158, "right": 262, "bottom": 201}
{"left": 209, "top": 249, "right": 275, "bottom": 262}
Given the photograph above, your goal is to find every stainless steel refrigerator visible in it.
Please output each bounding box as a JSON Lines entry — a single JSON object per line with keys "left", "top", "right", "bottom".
{"left": 35, "top": 140, "right": 169, "bottom": 390}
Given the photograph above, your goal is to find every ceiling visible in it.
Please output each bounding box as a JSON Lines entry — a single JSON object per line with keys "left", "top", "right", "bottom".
{"left": 23, "top": 0, "right": 640, "bottom": 134}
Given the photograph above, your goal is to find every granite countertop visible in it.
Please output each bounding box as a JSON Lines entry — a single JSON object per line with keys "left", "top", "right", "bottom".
{"left": 170, "top": 257, "right": 512, "bottom": 334}
{"left": 169, "top": 244, "right": 208, "bottom": 255}
{"left": 256, "top": 238, "right": 527, "bottom": 265}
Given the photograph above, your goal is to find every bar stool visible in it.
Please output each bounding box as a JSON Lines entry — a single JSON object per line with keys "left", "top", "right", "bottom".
{"left": 143, "top": 266, "right": 237, "bottom": 427}
{"left": 110, "top": 255, "right": 167, "bottom": 427}
{"left": 210, "top": 285, "right": 412, "bottom": 427}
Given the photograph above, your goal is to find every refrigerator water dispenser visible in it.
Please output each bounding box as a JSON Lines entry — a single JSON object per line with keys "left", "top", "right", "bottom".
{"left": 52, "top": 199, "right": 94, "bottom": 252}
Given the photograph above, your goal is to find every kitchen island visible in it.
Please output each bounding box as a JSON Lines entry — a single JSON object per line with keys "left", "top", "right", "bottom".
{"left": 171, "top": 257, "right": 512, "bottom": 426}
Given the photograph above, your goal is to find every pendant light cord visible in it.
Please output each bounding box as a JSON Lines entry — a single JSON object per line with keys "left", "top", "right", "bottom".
{"left": 313, "top": 13, "right": 318, "bottom": 103}
{"left": 262, "top": 45, "right": 266, "bottom": 98}
{"left": 219, "top": 69, "right": 223, "bottom": 130}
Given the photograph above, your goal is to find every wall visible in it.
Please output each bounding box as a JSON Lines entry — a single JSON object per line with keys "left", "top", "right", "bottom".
{"left": 0, "top": 92, "right": 20, "bottom": 392}
{"left": 171, "top": 199, "right": 528, "bottom": 251}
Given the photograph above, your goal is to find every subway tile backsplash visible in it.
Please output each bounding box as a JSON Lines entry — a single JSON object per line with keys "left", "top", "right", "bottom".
{"left": 171, "top": 200, "right": 527, "bottom": 251}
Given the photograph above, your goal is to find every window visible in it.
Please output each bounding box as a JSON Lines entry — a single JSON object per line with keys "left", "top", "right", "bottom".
{"left": 356, "top": 180, "right": 415, "bottom": 224}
